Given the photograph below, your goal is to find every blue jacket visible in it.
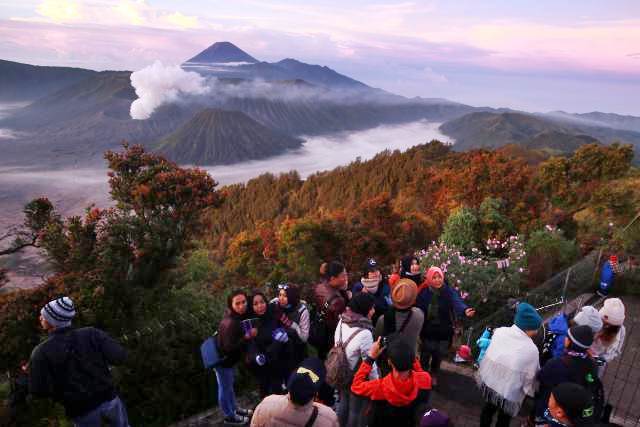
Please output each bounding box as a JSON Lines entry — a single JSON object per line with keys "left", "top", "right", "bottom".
{"left": 415, "top": 284, "right": 467, "bottom": 341}
{"left": 352, "top": 280, "right": 392, "bottom": 325}
{"left": 549, "top": 313, "right": 569, "bottom": 359}
{"left": 599, "top": 261, "right": 615, "bottom": 295}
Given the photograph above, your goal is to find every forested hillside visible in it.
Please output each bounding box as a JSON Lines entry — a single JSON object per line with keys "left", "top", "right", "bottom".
{"left": 1, "top": 141, "right": 638, "bottom": 426}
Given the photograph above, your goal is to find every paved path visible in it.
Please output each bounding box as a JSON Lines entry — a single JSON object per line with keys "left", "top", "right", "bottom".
{"left": 601, "top": 296, "right": 640, "bottom": 427}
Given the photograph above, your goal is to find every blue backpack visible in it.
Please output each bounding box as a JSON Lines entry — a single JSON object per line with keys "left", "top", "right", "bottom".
{"left": 200, "top": 332, "right": 224, "bottom": 369}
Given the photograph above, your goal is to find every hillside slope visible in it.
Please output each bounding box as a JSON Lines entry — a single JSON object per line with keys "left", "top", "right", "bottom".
{"left": 156, "top": 109, "right": 303, "bottom": 165}
{"left": 0, "top": 59, "right": 97, "bottom": 102}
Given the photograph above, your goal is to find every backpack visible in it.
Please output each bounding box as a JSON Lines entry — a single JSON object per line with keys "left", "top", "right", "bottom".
{"left": 562, "top": 356, "right": 607, "bottom": 422}
{"left": 325, "top": 323, "right": 366, "bottom": 389}
{"left": 309, "top": 294, "right": 341, "bottom": 352}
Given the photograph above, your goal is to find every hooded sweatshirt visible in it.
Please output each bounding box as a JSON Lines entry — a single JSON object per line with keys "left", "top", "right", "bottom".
{"left": 351, "top": 358, "right": 431, "bottom": 426}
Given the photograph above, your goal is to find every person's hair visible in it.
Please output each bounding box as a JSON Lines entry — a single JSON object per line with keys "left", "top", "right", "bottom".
{"left": 387, "top": 339, "right": 414, "bottom": 372}
{"left": 324, "top": 261, "right": 345, "bottom": 279}
{"left": 285, "top": 284, "right": 301, "bottom": 309}
{"left": 227, "top": 289, "right": 248, "bottom": 311}
{"left": 251, "top": 292, "right": 268, "bottom": 306}
{"left": 598, "top": 323, "right": 621, "bottom": 343}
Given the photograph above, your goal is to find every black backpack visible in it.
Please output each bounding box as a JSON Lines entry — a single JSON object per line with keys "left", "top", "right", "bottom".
{"left": 309, "top": 294, "right": 341, "bottom": 353}
{"left": 563, "top": 356, "right": 608, "bottom": 422}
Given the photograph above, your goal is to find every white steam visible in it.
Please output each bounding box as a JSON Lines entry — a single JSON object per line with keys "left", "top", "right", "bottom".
{"left": 130, "top": 61, "right": 209, "bottom": 120}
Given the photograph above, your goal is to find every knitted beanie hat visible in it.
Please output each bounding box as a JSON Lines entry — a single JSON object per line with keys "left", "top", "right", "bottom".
{"left": 599, "top": 298, "right": 625, "bottom": 326}
{"left": 567, "top": 325, "right": 594, "bottom": 349}
{"left": 573, "top": 306, "right": 603, "bottom": 333}
{"left": 41, "top": 297, "right": 76, "bottom": 328}
{"left": 392, "top": 278, "right": 418, "bottom": 309}
{"left": 420, "top": 409, "right": 450, "bottom": 427}
{"left": 514, "top": 302, "right": 542, "bottom": 331}
{"left": 348, "top": 292, "right": 375, "bottom": 317}
{"left": 552, "top": 383, "right": 594, "bottom": 423}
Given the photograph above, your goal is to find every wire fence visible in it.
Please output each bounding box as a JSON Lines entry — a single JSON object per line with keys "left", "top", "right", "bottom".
{"left": 463, "top": 250, "right": 602, "bottom": 345}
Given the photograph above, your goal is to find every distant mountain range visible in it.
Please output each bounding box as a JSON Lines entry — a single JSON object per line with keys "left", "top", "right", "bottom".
{"left": 156, "top": 109, "right": 303, "bottom": 165}
{"left": 440, "top": 111, "right": 640, "bottom": 159}
{"left": 182, "top": 41, "right": 370, "bottom": 90}
{"left": 0, "top": 41, "right": 638, "bottom": 167}
{"left": 0, "top": 60, "right": 96, "bottom": 102}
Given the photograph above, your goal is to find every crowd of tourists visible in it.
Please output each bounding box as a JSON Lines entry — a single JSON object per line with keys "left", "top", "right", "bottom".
{"left": 22, "top": 255, "right": 628, "bottom": 427}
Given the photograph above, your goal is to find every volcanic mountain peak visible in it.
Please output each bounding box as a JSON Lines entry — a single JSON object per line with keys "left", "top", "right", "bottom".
{"left": 185, "top": 41, "right": 259, "bottom": 64}
{"left": 155, "top": 108, "right": 303, "bottom": 165}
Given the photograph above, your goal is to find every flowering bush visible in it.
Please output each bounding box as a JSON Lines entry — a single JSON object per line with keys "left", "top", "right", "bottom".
{"left": 418, "top": 235, "right": 527, "bottom": 314}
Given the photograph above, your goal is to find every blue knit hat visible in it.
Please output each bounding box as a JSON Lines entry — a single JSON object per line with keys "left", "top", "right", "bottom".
{"left": 41, "top": 297, "right": 76, "bottom": 328}
{"left": 514, "top": 302, "right": 542, "bottom": 331}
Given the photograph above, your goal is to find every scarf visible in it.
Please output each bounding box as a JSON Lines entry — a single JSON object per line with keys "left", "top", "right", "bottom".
{"left": 361, "top": 277, "right": 381, "bottom": 295}
{"left": 427, "top": 287, "right": 441, "bottom": 324}
{"left": 340, "top": 309, "right": 374, "bottom": 332}
{"left": 476, "top": 325, "right": 540, "bottom": 416}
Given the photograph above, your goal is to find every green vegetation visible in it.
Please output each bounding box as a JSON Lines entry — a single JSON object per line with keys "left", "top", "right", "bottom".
{"left": 0, "top": 140, "right": 637, "bottom": 425}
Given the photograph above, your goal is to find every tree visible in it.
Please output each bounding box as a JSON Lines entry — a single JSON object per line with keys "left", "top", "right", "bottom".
{"left": 0, "top": 198, "right": 57, "bottom": 256}
{"left": 440, "top": 207, "right": 480, "bottom": 253}
{"left": 479, "top": 197, "right": 515, "bottom": 239}
{"left": 569, "top": 143, "right": 634, "bottom": 183}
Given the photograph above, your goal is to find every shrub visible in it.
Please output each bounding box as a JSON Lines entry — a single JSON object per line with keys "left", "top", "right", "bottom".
{"left": 526, "top": 226, "right": 579, "bottom": 284}
{"left": 440, "top": 207, "right": 479, "bottom": 253}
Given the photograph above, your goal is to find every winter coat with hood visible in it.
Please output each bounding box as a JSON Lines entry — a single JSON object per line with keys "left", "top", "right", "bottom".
{"left": 350, "top": 358, "right": 431, "bottom": 427}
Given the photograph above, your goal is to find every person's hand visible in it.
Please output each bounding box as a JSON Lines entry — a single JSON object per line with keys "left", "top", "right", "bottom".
{"left": 368, "top": 337, "right": 384, "bottom": 360}
{"left": 279, "top": 313, "right": 292, "bottom": 328}
{"left": 465, "top": 308, "right": 476, "bottom": 318}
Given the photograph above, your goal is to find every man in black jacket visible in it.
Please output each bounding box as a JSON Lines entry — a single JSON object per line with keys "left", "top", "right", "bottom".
{"left": 29, "top": 297, "right": 130, "bottom": 426}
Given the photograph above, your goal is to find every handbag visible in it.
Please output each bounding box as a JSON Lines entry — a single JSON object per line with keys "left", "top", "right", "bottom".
{"left": 200, "top": 332, "right": 225, "bottom": 369}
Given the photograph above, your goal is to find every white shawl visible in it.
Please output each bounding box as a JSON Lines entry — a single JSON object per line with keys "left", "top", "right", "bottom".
{"left": 476, "top": 324, "right": 540, "bottom": 416}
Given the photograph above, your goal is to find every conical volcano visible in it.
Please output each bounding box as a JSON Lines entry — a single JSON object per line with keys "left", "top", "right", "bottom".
{"left": 185, "top": 41, "right": 259, "bottom": 64}
{"left": 156, "top": 108, "right": 303, "bottom": 165}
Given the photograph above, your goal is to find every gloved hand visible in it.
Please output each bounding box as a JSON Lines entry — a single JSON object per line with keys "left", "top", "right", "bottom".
{"left": 272, "top": 328, "right": 289, "bottom": 343}
{"left": 279, "top": 313, "right": 293, "bottom": 328}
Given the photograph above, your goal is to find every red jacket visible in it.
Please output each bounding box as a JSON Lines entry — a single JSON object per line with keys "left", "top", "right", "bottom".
{"left": 351, "top": 358, "right": 431, "bottom": 406}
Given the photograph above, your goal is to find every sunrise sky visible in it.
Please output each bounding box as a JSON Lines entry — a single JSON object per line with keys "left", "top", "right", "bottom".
{"left": 1, "top": 0, "right": 639, "bottom": 114}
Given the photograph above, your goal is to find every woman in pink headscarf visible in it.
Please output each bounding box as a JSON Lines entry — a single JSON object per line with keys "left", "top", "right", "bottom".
{"left": 415, "top": 266, "right": 475, "bottom": 385}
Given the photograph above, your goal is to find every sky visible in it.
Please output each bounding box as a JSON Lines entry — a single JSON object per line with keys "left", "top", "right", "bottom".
{"left": 1, "top": 0, "right": 639, "bottom": 115}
